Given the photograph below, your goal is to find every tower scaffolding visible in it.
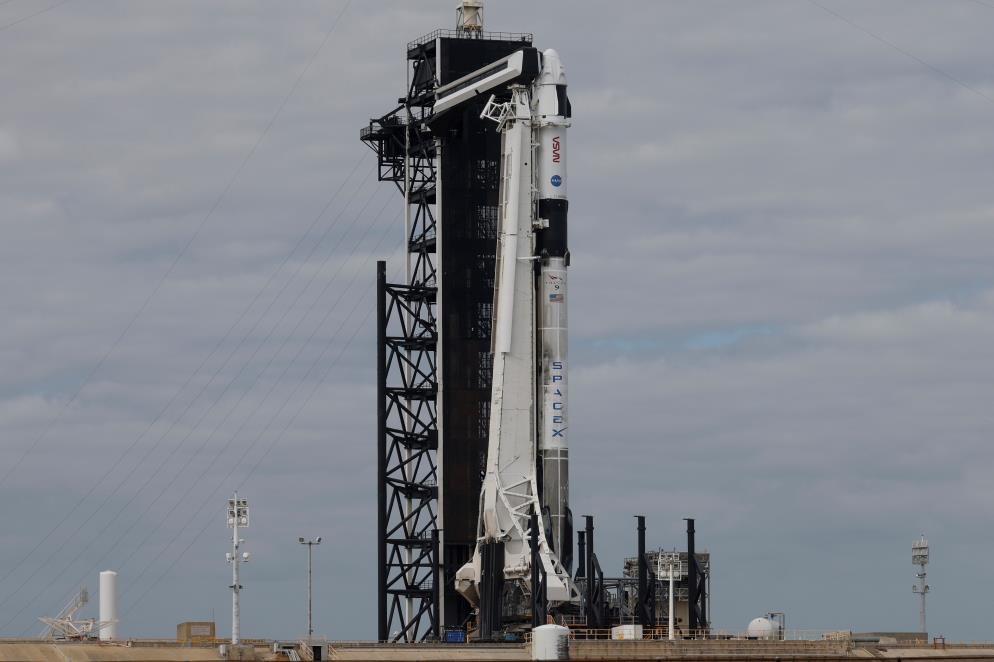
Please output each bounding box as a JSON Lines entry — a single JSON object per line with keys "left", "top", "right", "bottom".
{"left": 362, "top": 23, "right": 533, "bottom": 641}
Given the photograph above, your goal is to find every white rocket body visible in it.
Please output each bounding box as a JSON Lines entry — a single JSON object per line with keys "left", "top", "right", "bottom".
{"left": 454, "top": 49, "right": 577, "bottom": 609}
{"left": 534, "top": 49, "right": 570, "bottom": 562}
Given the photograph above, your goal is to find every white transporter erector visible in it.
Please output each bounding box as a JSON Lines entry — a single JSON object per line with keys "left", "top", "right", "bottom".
{"left": 434, "top": 46, "right": 577, "bottom": 615}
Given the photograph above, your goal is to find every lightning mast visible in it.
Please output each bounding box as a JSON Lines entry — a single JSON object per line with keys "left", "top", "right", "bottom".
{"left": 912, "top": 534, "right": 929, "bottom": 634}
{"left": 226, "top": 494, "right": 250, "bottom": 645}
{"left": 456, "top": 1, "right": 483, "bottom": 32}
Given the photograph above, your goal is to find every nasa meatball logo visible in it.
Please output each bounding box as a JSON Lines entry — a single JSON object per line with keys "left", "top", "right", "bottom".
{"left": 550, "top": 175, "right": 562, "bottom": 187}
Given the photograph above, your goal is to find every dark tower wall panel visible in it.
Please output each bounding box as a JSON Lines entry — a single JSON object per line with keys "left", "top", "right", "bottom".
{"left": 365, "top": 31, "right": 533, "bottom": 636}
{"left": 435, "top": 35, "right": 532, "bottom": 629}
{"left": 438, "top": 38, "right": 532, "bottom": 85}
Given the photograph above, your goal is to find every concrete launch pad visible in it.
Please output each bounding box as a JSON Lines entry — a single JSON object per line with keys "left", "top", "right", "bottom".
{"left": 4, "top": 638, "right": 994, "bottom": 662}
{"left": 324, "top": 640, "right": 994, "bottom": 662}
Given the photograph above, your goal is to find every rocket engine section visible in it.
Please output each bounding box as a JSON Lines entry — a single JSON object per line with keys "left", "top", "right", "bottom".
{"left": 442, "top": 47, "right": 578, "bottom": 618}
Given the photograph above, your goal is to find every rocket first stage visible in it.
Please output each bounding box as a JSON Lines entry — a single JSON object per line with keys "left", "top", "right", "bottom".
{"left": 535, "top": 49, "right": 571, "bottom": 569}
{"left": 437, "top": 46, "right": 577, "bottom": 612}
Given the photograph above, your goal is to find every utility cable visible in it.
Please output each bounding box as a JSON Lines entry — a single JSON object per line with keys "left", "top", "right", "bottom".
{"left": 122, "top": 238, "right": 406, "bottom": 617}
{"left": 5, "top": 176, "right": 389, "bottom": 629}
{"left": 118, "top": 204, "right": 401, "bottom": 604}
{"left": 0, "top": 162, "right": 374, "bottom": 614}
{"left": 0, "top": 178, "right": 386, "bottom": 627}
{"left": 110, "top": 192, "right": 396, "bottom": 584}
{"left": 808, "top": 0, "right": 994, "bottom": 107}
{"left": 0, "top": 156, "right": 369, "bottom": 592}
{"left": 0, "top": 0, "right": 352, "bottom": 489}
{"left": 0, "top": 163, "right": 377, "bottom": 609}
{"left": 0, "top": 0, "right": 71, "bottom": 33}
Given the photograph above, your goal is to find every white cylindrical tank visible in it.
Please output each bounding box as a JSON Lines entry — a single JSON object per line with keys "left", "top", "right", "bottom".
{"left": 99, "top": 570, "right": 118, "bottom": 641}
{"left": 532, "top": 624, "right": 569, "bottom": 660}
{"left": 746, "top": 617, "right": 777, "bottom": 640}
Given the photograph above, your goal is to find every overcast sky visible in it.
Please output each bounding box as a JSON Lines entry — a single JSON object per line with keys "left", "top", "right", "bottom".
{"left": 2, "top": 0, "right": 994, "bottom": 642}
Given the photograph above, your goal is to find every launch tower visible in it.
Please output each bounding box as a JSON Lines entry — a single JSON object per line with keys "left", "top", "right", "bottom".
{"left": 361, "top": 13, "right": 533, "bottom": 642}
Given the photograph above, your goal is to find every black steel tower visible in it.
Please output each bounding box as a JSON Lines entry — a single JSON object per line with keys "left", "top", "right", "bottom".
{"left": 362, "top": 28, "right": 532, "bottom": 642}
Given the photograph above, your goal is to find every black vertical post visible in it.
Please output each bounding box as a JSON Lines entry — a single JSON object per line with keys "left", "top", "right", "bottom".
{"left": 529, "top": 513, "right": 547, "bottom": 628}
{"left": 584, "top": 516, "right": 595, "bottom": 627}
{"left": 685, "top": 518, "right": 697, "bottom": 633}
{"left": 376, "top": 261, "right": 387, "bottom": 642}
{"left": 530, "top": 514, "right": 540, "bottom": 629}
{"left": 432, "top": 528, "right": 441, "bottom": 640}
{"left": 576, "top": 531, "right": 586, "bottom": 580}
{"left": 636, "top": 515, "right": 654, "bottom": 627}
{"left": 479, "top": 542, "right": 504, "bottom": 640}
{"left": 636, "top": 516, "right": 647, "bottom": 620}
{"left": 584, "top": 517, "right": 594, "bottom": 605}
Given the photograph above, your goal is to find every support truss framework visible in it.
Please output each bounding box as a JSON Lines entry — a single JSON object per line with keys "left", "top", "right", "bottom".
{"left": 363, "top": 30, "right": 534, "bottom": 641}
{"left": 366, "top": 37, "right": 440, "bottom": 642}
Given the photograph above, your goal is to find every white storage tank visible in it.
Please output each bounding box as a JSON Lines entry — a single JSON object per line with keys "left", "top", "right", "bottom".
{"left": 746, "top": 617, "right": 778, "bottom": 640}
{"left": 99, "top": 570, "right": 118, "bottom": 641}
{"left": 532, "top": 624, "right": 569, "bottom": 660}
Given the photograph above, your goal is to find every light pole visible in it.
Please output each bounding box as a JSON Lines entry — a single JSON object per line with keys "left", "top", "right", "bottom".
{"left": 299, "top": 537, "right": 322, "bottom": 639}
{"left": 226, "top": 494, "right": 250, "bottom": 646}
{"left": 666, "top": 556, "right": 676, "bottom": 640}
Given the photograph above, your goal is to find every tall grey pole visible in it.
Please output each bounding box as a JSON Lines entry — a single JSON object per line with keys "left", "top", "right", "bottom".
{"left": 667, "top": 556, "right": 675, "bottom": 640}
{"left": 223, "top": 495, "right": 249, "bottom": 647}
{"left": 912, "top": 535, "right": 929, "bottom": 635}
{"left": 917, "top": 571, "right": 927, "bottom": 633}
{"left": 299, "top": 537, "right": 321, "bottom": 640}
{"left": 307, "top": 543, "right": 313, "bottom": 639}
{"left": 227, "top": 494, "right": 249, "bottom": 646}
{"left": 231, "top": 509, "right": 239, "bottom": 646}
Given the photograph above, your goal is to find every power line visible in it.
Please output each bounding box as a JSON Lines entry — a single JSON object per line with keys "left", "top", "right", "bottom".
{"left": 122, "top": 241, "right": 406, "bottom": 617}
{"left": 109, "top": 193, "right": 396, "bottom": 584}
{"left": 0, "top": 162, "right": 375, "bottom": 617}
{"left": 0, "top": 179, "right": 387, "bottom": 628}
{"left": 0, "top": 156, "right": 369, "bottom": 593}
{"left": 123, "top": 309, "right": 375, "bottom": 619}
{"left": 0, "top": 0, "right": 71, "bottom": 33}
{"left": 118, "top": 207, "right": 402, "bottom": 607}
{"left": 3, "top": 169, "right": 389, "bottom": 628}
{"left": 0, "top": 0, "right": 353, "bottom": 489}
{"left": 808, "top": 0, "right": 994, "bottom": 107}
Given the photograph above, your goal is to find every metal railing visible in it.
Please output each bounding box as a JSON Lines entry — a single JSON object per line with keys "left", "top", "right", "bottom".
{"left": 408, "top": 29, "right": 533, "bottom": 50}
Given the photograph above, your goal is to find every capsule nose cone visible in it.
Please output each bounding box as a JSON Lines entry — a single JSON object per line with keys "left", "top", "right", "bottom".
{"left": 540, "top": 48, "right": 567, "bottom": 85}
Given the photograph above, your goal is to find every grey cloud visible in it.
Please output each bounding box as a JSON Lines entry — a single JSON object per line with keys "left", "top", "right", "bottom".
{"left": 1, "top": 0, "right": 993, "bottom": 642}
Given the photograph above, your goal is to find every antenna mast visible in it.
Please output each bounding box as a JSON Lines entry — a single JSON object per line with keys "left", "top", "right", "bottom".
{"left": 226, "top": 493, "right": 250, "bottom": 646}
{"left": 912, "top": 534, "right": 930, "bottom": 634}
